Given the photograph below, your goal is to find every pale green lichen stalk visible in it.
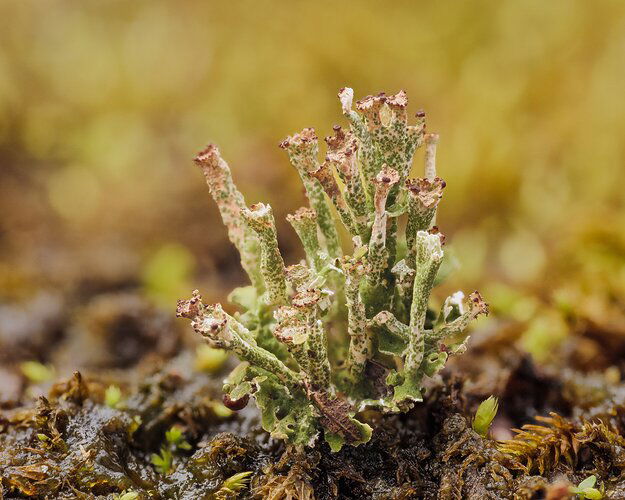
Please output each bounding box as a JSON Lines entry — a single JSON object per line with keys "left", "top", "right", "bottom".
{"left": 178, "top": 88, "right": 488, "bottom": 451}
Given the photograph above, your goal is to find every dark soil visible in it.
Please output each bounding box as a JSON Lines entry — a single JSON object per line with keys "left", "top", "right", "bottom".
{"left": 2, "top": 284, "right": 625, "bottom": 499}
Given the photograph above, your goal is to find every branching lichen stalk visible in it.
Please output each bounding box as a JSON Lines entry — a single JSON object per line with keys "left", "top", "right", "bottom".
{"left": 287, "top": 208, "right": 324, "bottom": 272}
{"left": 324, "top": 126, "right": 368, "bottom": 235}
{"left": 342, "top": 254, "right": 371, "bottom": 382}
{"left": 280, "top": 129, "right": 341, "bottom": 259}
{"left": 405, "top": 177, "right": 446, "bottom": 268}
{"left": 292, "top": 289, "right": 331, "bottom": 390}
{"left": 368, "top": 167, "right": 399, "bottom": 284}
{"left": 405, "top": 232, "right": 444, "bottom": 380}
{"left": 194, "top": 146, "right": 263, "bottom": 291}
{"left": 241, "top": 203, "right": 288, "bottom": 305}
{"left": 424, "top": 133, "right": 439, "bottom": 181}
{"left": 309, "top": 162, "right": 357, "bottom": 235}
{"left": 177, "top": 291, "right": 299, "bottom": 385}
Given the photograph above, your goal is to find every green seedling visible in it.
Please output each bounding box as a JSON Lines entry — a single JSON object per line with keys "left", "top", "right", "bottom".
{"left": 572, "top": 475, "right": 603, "bottom": 499}
{"left": 472, "top": 396, "right": 499, "bottom": 437}
{"left": 150, "top": 447, "right": 173, "bottom": 475}
{"left": 165, "top": 425, "right": 192, "bottom": 451}
{"left": 105, "top": 385, "right": 123, "bottom": 409}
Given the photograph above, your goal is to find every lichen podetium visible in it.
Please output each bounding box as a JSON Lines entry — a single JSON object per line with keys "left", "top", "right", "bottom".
{"left": 177, "top": 88, "right": 488, "bottom": 451}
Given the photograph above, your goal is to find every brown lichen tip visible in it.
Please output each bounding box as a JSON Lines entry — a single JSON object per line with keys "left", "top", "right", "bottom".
{"left": 242, "top": 202, "right": 273, "bottom": 229}
{"left": 356, "top": 92, "right": 386, "bottom": 112}
{"left": 405, "top": 176, "right": 446, "bottom": 207}
{"left": 273, "top": 322, "right": 308, "bottom": 346}
{"left": 273, "top": 323, "right": 293, "bottom": 344}
{"left": 273, "top": 306, "right": 309, "bottom": 345}
{"left": 308, "top": 162, "right": 340, "bottom": 198}
{"left": 468, "top": 291, "right": 489, "bottom": 317}
{"left": 325, "top": 126, "right": 357, "bottom": 157}
{"left": 279, "top": 127, "right": 318, "bottom": 150}
{"left": 286, "top": 206, "right": 316, "bottom": 223}
{"left": 176, "top": 289, "right": 203, "bottom": 319}
{"left": 292, "top": 289, "right": 322, "bottom": 309}
{"left": 200, "top": 305, "right": 230, "bottom": 339}
{"left": 428, "top": 226, "right": 446, "bottom": 246}
{"left": 324, "top": 125, "right": 358, "bottom": 180}
{"left": 356, "top": 91, "right": 409, "bottom": 128}
{"left": 338, "top": 87, "right": 354, "bottom": 114}
{"left": 193, "top": 144, "right": 221, "bottom": 166}
{"left": 375, "top": 166, "right": 400, "bottom": 187}
{"left": 385, "top": 90, "right": 408, "bottom": 110}
{"left": 273, "top": 305, "right": 299, "bottom": 323}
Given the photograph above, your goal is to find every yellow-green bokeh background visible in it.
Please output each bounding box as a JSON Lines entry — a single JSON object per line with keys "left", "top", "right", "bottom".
{"left": 1, "top": 1, "right": 624, "bottom": 356}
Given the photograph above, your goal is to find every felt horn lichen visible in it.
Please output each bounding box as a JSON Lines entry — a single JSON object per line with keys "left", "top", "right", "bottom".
{"left": 178, "top": 88, "right": 488, "bottom": 450}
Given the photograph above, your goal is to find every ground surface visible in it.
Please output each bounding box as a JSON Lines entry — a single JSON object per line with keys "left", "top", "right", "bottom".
{"left": 2, "top": 279, "right": 625, "bottom": 499}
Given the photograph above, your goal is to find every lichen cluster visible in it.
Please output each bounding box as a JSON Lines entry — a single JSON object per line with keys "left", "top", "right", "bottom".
{"left": 177, "top": 88, "right": 488, "bottom": 451}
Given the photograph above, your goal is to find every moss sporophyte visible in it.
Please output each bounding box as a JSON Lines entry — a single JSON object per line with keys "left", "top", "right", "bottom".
{"left": 177, "top": 88, "right": 488, "bottom": 451}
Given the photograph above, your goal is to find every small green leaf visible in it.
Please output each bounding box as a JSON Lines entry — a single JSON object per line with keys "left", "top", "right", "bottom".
{"left": 324, "top": 432, "right": 345, "bottom": 452}
{"left": 573, "top": 475, "right": 603, "bottom": 499}
{"left": 151, "top": 448, "right": 173, "bottom": 475}
{"left": 105, "top": 385, "right": 122, "bottom": 408}
{"left": 177, "top": 440, "right": 192, "bottom": 451}
{"left": 165, "top": 426, "right": 192, "bottom": 451}
{"left": 117, "top": 491, "right": 140, "bottom": 500}
{"left": 165, "top": 426, "right": 182, "bottom": 444}
{"left": 472, "top": 396, "right": 499, "bottom": 437}
{"left": 128, "top": 415, "right": 142, "bottom": 436}
{"left": 583, "top": 488, "right": 603, "bottom": 500}
{"left": 577, "top": 476, "right": 597, "bottom": 490}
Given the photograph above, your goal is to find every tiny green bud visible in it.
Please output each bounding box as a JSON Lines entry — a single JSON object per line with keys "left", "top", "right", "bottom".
{"left": 571, "top": 475, "right": 603, "bottom": 499}
{"left": 221, "top": 471, "right": 253, "bottom": 494}
{"left": 105, "top": 385, "right": 122, "bottom": 409}
{"left": 151, "top": 448, "right": 173, "bottom": 475}
{"left": 472, "top": 396, "right": 499, "bottom": 437}
{"left": 165, "top": 426, "right": 191, "bottom": 450}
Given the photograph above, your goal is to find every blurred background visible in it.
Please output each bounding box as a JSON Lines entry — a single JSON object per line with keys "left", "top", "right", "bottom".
{"left": 1, "top": 0, "right": 624, "bottom": 396}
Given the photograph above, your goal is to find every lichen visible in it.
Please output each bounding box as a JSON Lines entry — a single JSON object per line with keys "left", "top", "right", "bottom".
{"left": 178, "top": 88, "right": 487, "bottom": 450}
